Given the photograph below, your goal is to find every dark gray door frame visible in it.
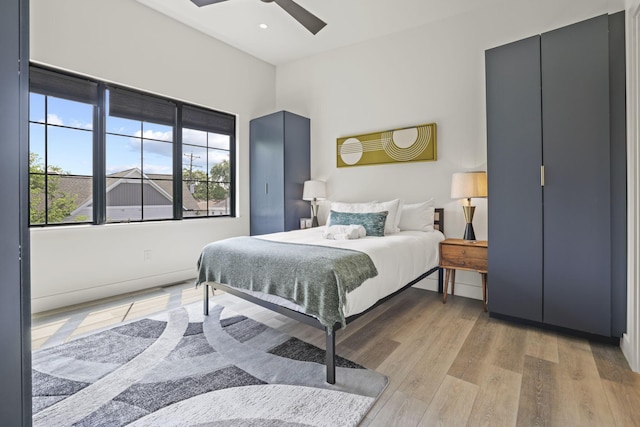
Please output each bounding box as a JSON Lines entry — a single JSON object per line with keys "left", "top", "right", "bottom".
{"left": 0, "top": 0, "right": 32, "bottom": 424}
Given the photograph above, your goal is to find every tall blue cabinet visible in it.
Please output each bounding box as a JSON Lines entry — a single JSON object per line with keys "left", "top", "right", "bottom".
{"left": 486, "top": 13, "right": 626, "bottom": 338}
{"left": 250, "top": 111, "right": 310, "bottom": 235}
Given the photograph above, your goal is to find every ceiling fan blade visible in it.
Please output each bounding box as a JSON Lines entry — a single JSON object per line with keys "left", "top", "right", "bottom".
{"left": 191, "top": 0, "right": 229, "bottom": 7}
{"left": 273, "top": 0, "right": 326, "bottom": 35}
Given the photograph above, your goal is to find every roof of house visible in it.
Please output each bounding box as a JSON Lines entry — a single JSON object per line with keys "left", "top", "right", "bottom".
{"left": 49, "top": 168, "right": 202, "bottom": 212}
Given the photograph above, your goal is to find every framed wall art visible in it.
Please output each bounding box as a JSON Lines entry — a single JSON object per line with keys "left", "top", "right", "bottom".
{"left": 337, "top": 123, "right": 437, "bottom": 167}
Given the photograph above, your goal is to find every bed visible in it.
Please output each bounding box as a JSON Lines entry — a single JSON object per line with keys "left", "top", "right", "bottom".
{"left": 196, "top": 207, "right": 444, "bottom": 384}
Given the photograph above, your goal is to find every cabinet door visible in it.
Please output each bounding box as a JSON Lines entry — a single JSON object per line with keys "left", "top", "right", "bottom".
{"left": 283, "top": 112, "right": 310, "bottom": 232}
{"left": 250, "top": 113, "right": 284, "bottom": 235}
{"left": 542, "top": 15, "right": 611, "bottom": 336}
{"left": 609, "top": 12, "right": 627, "bottom": 337}
{"left": 0, "top": 0, "right": 31, "bottom": 423}
{"left": 486, "top": 36, "right": 543, "bottom": 322}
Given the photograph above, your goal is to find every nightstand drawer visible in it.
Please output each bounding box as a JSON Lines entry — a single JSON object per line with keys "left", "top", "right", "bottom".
{"left": 440, "top": 254, "right": 487, "bottom": 271}
{"left": 439, "top": 239, "right": 488, "bottom": 273}
{"left": 440, "top": 244, "right": 487, "bottom": 261}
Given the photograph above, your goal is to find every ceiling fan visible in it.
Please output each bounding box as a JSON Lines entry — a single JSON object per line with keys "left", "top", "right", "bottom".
{"left": 190, "top": 0, "right": 327, "bottom": 35}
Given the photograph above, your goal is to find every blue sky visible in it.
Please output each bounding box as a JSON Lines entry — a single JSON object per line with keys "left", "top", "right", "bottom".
{"left": 29, "top": 93, "right": 230, "bottom": 177}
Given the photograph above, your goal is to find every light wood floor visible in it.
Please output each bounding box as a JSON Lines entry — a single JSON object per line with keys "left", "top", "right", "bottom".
{"left": 32, "top": 282, "right": 640, "bottom": 426}
{"left": 31, "top": 281, "right": 203, "bottom": 350}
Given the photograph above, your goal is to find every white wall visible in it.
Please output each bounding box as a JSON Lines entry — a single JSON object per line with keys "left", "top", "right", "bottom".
{"left": 275, "top": 0, "right": 625, "bottom": 299}
{"left": 29, "top": 0, "right": 276, "bottom": 312}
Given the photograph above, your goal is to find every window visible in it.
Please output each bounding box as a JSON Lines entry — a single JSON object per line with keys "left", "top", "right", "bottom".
{"left": 106, "top": 88, "right": 176, "bottom": 222}
{"left": 28, "top": 65, "right": 236, "bottom": 226}
{"left": 182, "top": 106, "right": 234, "bottom": 218}
{"left": 29, "top": 68, "right": 97, "bottom": 225}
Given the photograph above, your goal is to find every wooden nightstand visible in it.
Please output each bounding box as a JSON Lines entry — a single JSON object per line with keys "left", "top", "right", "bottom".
{"left": 439, "top": 238, "right": 488, "bottom": 311}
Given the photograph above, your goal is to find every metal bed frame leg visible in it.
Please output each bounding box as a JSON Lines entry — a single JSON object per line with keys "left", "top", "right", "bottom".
{"left": 326, "top": 327, "right": 336, "bottom": 384}
{"left": 203, "top": 284, "right": 210, "bottom": 316}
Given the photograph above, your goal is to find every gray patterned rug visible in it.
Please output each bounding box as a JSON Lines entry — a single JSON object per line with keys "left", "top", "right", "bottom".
{"left": 32, "top": 302, "right": 388, "bottom": 426}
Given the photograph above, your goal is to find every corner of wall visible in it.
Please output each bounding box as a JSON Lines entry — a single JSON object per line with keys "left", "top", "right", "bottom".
{"left": 623, "top": 0, "right": 640, "bottom": 373}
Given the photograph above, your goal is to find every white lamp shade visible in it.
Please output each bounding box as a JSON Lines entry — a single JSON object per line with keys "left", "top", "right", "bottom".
{"left": 451, "top": 171, "right": 488, "bottom": 199}
{"left": 302, "top": 180, "right": 327, "bottom": 200}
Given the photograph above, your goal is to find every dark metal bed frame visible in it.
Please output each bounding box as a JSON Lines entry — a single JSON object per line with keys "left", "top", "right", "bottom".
{"left": 203, "top": 208, "right": 444, "bottom": 384}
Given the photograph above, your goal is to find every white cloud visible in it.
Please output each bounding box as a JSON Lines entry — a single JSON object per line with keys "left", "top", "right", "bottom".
{"left": 183, "top": 129, "right": 206, "bottom": 146}
{"left": 126, "top": 137, "right": 173, "bottom": 158}
{"left": 71, "top": 120, "right": 93, "bottom": 130}
{"left": 182, "top": 129, "right": 230, "bottom": 151}
{"left": 208, "top": 133, "right": 230, "bottom": 150}
{"left": 143, "top": 164, "right": 173, "bottom": 175}
{"left": 127, "top": 130, "right": 174, "bottom": 158}
{"left": 209, "top": 150, "right": 229, "bottom": 164}
{"left": 135, "top": 129, "right": 173, "bottom": 142}
{"left": 47, "top": 114, "right": 63, "bottom": 126}
{"left": 145, "top": 140, "right": 173, "bottom": 158}
{"left": 108, "top": 129, "right": 228, "bottom": 175}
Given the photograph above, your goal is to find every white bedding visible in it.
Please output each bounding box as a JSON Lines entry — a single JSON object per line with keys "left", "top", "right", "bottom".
{"left": 232, "top": 227, "right": 444, "bottom": 319}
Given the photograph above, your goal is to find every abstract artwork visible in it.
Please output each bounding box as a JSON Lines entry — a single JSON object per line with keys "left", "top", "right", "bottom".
{"left": 337, "top": 123, "right": 437, "bottom": 167}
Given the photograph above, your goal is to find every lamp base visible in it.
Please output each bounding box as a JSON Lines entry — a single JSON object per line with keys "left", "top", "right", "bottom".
{"left": 311, "top": 215, "right": 319, "bottom": 227}
{"left": 463, "top": 223, "right": 476, "bottom": 241}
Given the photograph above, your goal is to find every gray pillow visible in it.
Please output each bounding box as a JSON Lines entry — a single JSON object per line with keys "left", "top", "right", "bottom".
{"left": 328, "top": 210, "right": 389, "bottom": 237}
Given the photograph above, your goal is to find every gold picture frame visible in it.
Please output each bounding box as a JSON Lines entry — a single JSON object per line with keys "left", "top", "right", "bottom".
{"left": 337, "top": 123, "right": 437, "bottom": 167}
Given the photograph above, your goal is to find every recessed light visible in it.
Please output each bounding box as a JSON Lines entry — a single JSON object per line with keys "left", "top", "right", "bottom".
{"left": 259, "top": 23, "right": 268, "bottom": 29}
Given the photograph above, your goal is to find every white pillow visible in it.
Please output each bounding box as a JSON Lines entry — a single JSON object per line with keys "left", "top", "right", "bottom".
{"left": 376, "top": 199, "right": 403, "bottom": 234}
{"left": 327, "top": 201, "right": 373, "bottom": 226}
{"left": 398, "top": 199, "right": 435, "bottom": 232}
{"left": 329, "top": 201, "right": 377, "bottom": 214}
{"left": 330, "top": 199, "right": 402, "bottom": 234}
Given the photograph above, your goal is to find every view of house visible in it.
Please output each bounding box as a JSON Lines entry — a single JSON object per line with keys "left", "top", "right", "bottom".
{"left": 29, "top": 167, "right": 231, "bottom": 224}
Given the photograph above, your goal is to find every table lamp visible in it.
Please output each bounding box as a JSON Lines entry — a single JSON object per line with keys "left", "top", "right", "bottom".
{"left": 302, "top": 180, "right": 327, "bottom": 227}
{"left": 450, "top": 171, "right": 487, "bottom": 241}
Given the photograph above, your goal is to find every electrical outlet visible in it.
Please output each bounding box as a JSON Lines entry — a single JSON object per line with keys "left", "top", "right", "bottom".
{"left": 144, "top": 250, "right": 152, "bottom": 261}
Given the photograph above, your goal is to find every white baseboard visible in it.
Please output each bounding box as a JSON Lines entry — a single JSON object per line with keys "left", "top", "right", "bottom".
{"left": 413, "top": 275, "right": 483, "bottom": 301}
{"left": 31, "top": 269, "right": 195, "bottom": 314}
{"left": 31, "top": 270, "right": 485, "bottom": 317}
{"left": 621, "top": 332, "right": 639, "bottom": 372}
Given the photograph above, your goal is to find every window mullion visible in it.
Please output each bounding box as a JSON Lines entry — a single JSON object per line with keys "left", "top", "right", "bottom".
{"left": 44, "top": 96, "right": 49, "bottom": 225}
{"left": 230, "top": 134, "right": 236, "bottom": 217}
{"left": 206, "top": 133, "right": 210, "bottom": 215}
{"left": 140, "top": 123, "right": 144, "bottom": 221}
{"left": 93, "top": 82, "right": 106, "bottom": 224}
{"left": 174, "top": 106, "right": 183, "bottom": 220}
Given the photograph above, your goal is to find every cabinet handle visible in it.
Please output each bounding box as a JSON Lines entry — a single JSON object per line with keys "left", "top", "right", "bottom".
{"left": 265, "top": 183, "right": 268, "bottom": 194}
{"left": 541, "top": 165, "right": 545, "bottom": 187}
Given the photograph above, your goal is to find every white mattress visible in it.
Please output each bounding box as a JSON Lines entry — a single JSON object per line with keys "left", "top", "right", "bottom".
{"left": 234, "top": 227, "right": 444, "bottom": 319}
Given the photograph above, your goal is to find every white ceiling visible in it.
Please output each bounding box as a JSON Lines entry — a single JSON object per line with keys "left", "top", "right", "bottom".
{"left": 136, "top": 0, "right": 506, "bottom": 65}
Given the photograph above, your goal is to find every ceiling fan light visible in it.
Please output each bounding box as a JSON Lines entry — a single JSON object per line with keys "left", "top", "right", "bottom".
{"left": 259, "top": 23, "right": 269, "bottom": 29}
{"left": 192, "top": 0, "right": 326, "bottom": 35}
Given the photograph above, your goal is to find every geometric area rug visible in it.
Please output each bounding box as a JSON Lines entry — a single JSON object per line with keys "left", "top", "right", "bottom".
{"left": 32, "top": 302, "right": 388, "bottom": 426}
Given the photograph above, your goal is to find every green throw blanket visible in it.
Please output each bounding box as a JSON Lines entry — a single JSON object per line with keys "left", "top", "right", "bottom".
{"left": 196, "top": 236, "right": 378, "bottom": 328}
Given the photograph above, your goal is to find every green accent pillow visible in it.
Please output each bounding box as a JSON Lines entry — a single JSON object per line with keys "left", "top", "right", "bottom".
{"left": 328, "top": 210, "right": 389, "bottom": 237}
